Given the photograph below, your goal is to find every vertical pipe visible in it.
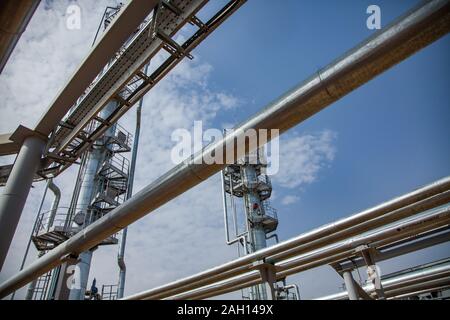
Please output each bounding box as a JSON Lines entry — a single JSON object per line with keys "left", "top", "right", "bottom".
{"left": 68, "top": 250, "right": 93, "bottom": 300}
{"left": 25, "top": 251, "right": 45, "bottom": 300}
{"left": 47, "top": 179, "right": 61, "bottom": 231}
{"left": 343, "top": 270, "right": 360, "bottom": 300}
{"left": 117, "top": 62, "right": 148, "bottom": 298}
{"left": 221, "top": 170, "right": 231, "bottom": 242}
{"left": 0, "top": 135, "right": 46, "bottom": 271}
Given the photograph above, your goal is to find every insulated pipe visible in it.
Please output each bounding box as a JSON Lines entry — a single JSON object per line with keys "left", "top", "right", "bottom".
{"left": 337, "top": 229, "right": 450, "bottom": 271}
{"left": 342, "top": 271, "right": 359, "bottom": 300}
{"left": 47, "top": 179, "right": 61, "bottom": 231}
{"left": 155, "top": 208, "right": 450, "bottom": 300}
{"left": 133, "top": 207, "right": 450, "bottom": 300}
{"left": 10, "top": 180, "right": 50, "bottom": 300}
{"left": 0, "top": 0, "right": 40, "bottom": 74}
{"left": 387, "top": 284, "right": 450, "bottom": 300}
{"left": 267, "top": 190, "right": 450, "bottom": 264}
{"left": 276, "top": 208, "right": 450, "bottom": 274}
{"left": 117, "top": 61, "right": 150, "bottom": 299}
{"left": 1, "top": 0, "right": 449, "bottom": 298}
{"left": 182, "top": 207, "right": 450, "bottom": 300}
{"left": 0, "top": 135, "right": 46, "bottom": 271}
{"left": 316, "top": 261, "right": 450, "bottom": 300}
{"left": 127, "top": 185, "right": 450, "bottom": 300}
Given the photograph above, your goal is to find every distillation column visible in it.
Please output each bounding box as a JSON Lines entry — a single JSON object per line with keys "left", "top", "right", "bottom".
{"left": 222, "top": 149, "right": 280, "bottom": 300}
{"left": 68, "top": 101, "right": 118, "bottom": 300}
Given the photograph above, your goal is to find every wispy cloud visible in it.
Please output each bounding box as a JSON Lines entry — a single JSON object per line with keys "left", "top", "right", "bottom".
{"left": 0, "top": 0, "right": 339, "bottom": 300}
{"left": 281, "top": 195, "right": 300, "bottom": 205}
{"left": 274, "top": 130, "right": 337, "bottom": 189}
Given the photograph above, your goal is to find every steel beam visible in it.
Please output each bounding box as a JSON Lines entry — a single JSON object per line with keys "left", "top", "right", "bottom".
{"left": 0, "top": 135, "right": 46, "bottom": 271}
{"left": 0, "top": 0, "right": 40, "bottom": 74}
{"left": 0, "top": 0, "right": 449, "bottom": 298}
{"left": 33, "top": 0, "right": 159, "bottom": 136}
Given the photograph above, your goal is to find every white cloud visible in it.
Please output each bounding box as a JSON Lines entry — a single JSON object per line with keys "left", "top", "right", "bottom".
{"left": 281, "top": 195, "right": 300, "bottom": 205}
{"left": 0, "top": 0, "right": 339, "bottom": 301}
{"left": 0, "top": 0, "right": 242, "bottom": 299}
{"left": 274, "top": 130, "right": 337, "bottom": 189}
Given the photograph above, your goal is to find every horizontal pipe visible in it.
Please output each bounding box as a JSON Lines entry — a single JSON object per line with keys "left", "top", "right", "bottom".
{"left": 387, "top": 284, "right": 450, "bottom": 300}
{"left": 142, "top": 207, "right": 450, "bottom": 300}
{"left": 1, "top": 0, "right": 449, "bottom": 298}
{"left": 276, "top": 208, "right": 450, "bottom": 273}
{"left": 317, "top": 261, "right": 450, "bottom": 300}
{"left": 127, "top": 184, "right": 450, "bottom": 300}
{"left": 267, "top": 189, "right": 450, "bottom": 264}
{"left": 337, "top": 228, "right": 450, "bottom": 271}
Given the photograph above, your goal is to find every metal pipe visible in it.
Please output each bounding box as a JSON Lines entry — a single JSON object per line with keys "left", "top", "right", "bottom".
{"left": 276, "top": 208, "right": 450, "bottom": 273}
{"left": 159, "top": 208, "right": 450, "bottom": 300}
{"left": 47, "top": 179, "right": 61, "bottom": 231}
{"left": 342, "top": 271, "right": 359, "bottom": 300}
{"left": 1, "top": 0, "right": 449, "bottom": 298}
{"left": 387, "top": 284, "right": 450, "bottom": 300}
{"left": 0, "top": 0, "right": 40, "bottom": 74}
{"left": 125, "top": 185, "right": 450, "bottom": 300}
{"left": 130, "top": 206, "right": 450, "bottom": 300}
{"left": 117, "top": 61, "right": 149, "bottom": 299}
{"left": 34, "top": 0, "right": 159, "bottom": 136}
{"left": 222, "top": 170, "right": 249, "bottom": 248}
{"left": 267, "top": 189, "right": 450, "bottom": 264}
{"left": 316, "top": 261, "right": 450, "bottom": 300}
{"left": 337, "top": 229, "right": 450, "bottom": 271}
{"left": 283, "top": 284, "right": 301, "bottom": 300}
{"left": 0, "top": 135, "right": 46, "bottom": 271}
{"left": 11, "top": 180, "right": 49, "bottom": 300}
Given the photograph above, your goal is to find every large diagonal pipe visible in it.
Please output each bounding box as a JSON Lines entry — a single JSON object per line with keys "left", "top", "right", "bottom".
{"left": 0, "top": 0, "right": 449, "bottom": 299}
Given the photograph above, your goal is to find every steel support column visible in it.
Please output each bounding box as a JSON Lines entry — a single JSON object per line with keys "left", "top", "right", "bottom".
{"left": 0, "top": 135, "right": 46, "bottom": 271}
{"left": 342, "top": 270, "right": 359, "bottom": 300}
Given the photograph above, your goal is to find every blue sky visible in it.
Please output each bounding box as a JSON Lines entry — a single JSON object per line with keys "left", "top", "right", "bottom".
{"left": 0, "top": 0, "right": 449, "bottom": 299}
{"left": 197, "top": 0, "right": 450, "bottom": 233}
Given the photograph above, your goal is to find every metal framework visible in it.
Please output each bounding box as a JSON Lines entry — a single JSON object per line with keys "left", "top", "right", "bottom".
{"left": 0, "top": 0, "right": 449, "bottom": 300}
{"left": 317, "top": 258, "right": 450, "bottom": 300}
{"left": 0, "top": 0, "right": 246, "bottom": 185}
{"left": 122, "top": 201, "right": 450, "bottom": 300}
{"left": 0, "top": 0, "right": 40, "bottom": 74}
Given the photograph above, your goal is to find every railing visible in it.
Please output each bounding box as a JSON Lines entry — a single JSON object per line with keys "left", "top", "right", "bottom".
{"left": 101, "top": 284, "right": 118, "bottom": 300}
{"left": 34, "top": 207, "right": 79, "bottom": 236}
{"left": 262, "top": 201, "right": 278, "bottom": 221}
{"left": 103, "top": 153, "right": 130, "bottom": 178}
